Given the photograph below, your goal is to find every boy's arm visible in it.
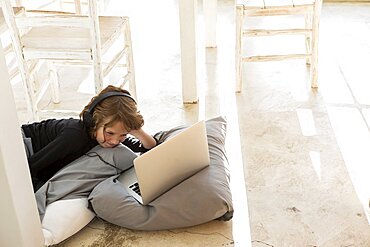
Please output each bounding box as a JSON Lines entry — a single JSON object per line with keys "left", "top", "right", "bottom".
{"left": 129, "top": 128, "right": 157, "bottom": 149}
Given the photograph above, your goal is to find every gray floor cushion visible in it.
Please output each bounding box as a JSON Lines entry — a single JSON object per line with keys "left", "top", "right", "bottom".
{"left": 35, "top": 144, "right": 137, "bottom": 221}
{"left": 88, "top": 116, "right": 233, "bottom": 230}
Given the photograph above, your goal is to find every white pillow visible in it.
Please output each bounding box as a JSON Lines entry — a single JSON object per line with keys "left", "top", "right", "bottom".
{"left": 41, "top": 198, "right": 95, "bottom": 246}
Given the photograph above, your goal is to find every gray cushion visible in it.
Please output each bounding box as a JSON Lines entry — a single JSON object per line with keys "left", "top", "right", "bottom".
{"left": 88, "top": 116, "right": 233, "bottom": 230}
{"left": 35, "top": 144, "right": 137, "bottom": 221}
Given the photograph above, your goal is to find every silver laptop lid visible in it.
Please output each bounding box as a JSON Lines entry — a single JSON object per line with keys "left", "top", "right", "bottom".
{"left": 134, "top": 120, "right": 210, "bottom": 205}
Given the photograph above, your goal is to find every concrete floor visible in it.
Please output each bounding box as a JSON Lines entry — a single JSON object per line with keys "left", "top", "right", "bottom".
{"left": 9, "top": 0, "right": 370, "bottom": 246}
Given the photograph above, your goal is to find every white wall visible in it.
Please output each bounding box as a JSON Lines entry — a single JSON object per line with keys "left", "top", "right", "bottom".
{"left": 0, "top": 47, "right": 44, "bottom": 246}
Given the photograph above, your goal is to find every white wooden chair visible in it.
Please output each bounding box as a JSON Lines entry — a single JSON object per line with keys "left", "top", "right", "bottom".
{"left": 0, "top": 0, "right": 135, "bottom": 121}
{"left": 235, "top": 0, "right": 323, "bottom": 92}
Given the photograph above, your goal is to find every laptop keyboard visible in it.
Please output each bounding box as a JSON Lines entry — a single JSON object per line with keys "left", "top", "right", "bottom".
{"left": 129, "top": 182, "right": 142, "bottom": 196}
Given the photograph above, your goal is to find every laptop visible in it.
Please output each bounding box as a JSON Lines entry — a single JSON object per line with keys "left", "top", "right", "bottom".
{"left": 117, "top": 120, "right": 210, "bottom": 205}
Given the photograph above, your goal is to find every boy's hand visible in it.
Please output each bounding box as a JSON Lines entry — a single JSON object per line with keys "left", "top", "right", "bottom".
{"left": 129, "top": 128, "right": 156, "bottom": 149}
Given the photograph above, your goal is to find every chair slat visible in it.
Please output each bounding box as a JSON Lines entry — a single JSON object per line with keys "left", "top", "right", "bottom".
{"left": 22, "top": 48, "right": 91, "bottom": 60}
{"left": 16, "top": 15, "right": 90, "bottom": 28}
{"left": 243, "top": 54, "right": 310, "bottom": 62}
{"left": 244, "top": 5, "right": 313, "bottom": 16}
{"left": 244, "top": 28, "right": 311, "bottom": 36}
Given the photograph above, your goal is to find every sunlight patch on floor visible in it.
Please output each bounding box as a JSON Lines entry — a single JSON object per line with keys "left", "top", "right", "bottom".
{"left": 327, "top": 106, "right": 370, "bottom": 224}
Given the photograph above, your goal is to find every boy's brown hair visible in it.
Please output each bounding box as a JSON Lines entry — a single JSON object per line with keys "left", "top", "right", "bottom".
{"left": 80, "top": 85, "right": 143, "bottom": 138}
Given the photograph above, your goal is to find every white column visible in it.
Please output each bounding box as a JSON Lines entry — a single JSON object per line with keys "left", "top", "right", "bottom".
{"left": 0, "top": 46, "right": 44, "bottom": 247}
{"left": 179, "top": 0, "right": 198, "bottom": 103}
{"left": 204, "top": 0, "right": 217, "bottom": 48}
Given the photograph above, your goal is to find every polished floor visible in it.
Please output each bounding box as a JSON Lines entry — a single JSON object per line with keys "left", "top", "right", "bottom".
{"left": 9, "top": 0, "right": 370, "bottom": 246}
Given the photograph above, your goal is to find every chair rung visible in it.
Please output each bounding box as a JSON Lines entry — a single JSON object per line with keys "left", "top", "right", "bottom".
{"left": 23, "top": 49, "right": 91, "bottom": 60}
{"left": 116, "top": 72, "right": 130, "bottom": 88}
{"left": 3, "top": 44, "right": 13, "bottom": 54}
{"left": 38, "top": 109, "right": 80, "bottom": 118}
{"left": 103, "top": 46, "right": 128, "bottom": 76}
{"left": 243, "top": 54, "right": 310, "bottom": 62}
{"left": 242, "top": 4, "right": 313, "bottom": 16}
{"left": 243, "top": 28, "right": 312, "bottom": 36}
{"left": 35, "top": 78, "right": 52, "bottom": 104}
{"left": 8, "top": 67, "right": 19, "bottom": 80}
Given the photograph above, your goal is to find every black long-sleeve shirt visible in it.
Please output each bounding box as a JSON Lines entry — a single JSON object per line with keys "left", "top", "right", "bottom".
{"left": 21, "top": 118, "right": 150, "bottom": 189}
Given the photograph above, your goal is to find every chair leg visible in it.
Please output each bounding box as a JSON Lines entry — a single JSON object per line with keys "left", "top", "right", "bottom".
{"left": 88, "top": 0, "right": 104, "bottom": 94}
{"left": 74, "top": 0, "right": 82, "bottom": 14}
{"left": 235, "top": 5, "right": 243, "bottom": 93}
{"left": 92, "top": 46, "right": 104, "bottom": 93}
{"left": 305, "top": 12, "right": 312, "bottom": 65}
{"left": 22, "top": 78, "right": 39, "bottom": 121}
{"left": 310, "top": 0, "right": 323, "bottom": 88}
{"left": 23, "top": 77, "right": 38, "bottom": 121}
{"left": 124, "top": 19, "right": 136, "bottom": 99}
{"left": 48, "top": 62, "right": 60, "bottom": 104}
{"left": 15, "top": 54, "right": 38, "bottom": 120}
{"left": 93, "top": 67, "right": 104, "bottom": 94}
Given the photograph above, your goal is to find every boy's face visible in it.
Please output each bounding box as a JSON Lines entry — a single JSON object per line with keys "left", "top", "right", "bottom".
{"left": 95, "top": 121, "right": 129, "bottom": 148}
